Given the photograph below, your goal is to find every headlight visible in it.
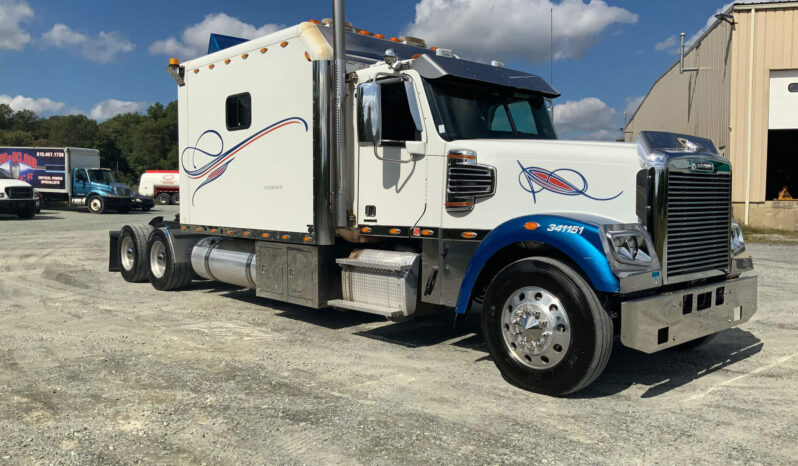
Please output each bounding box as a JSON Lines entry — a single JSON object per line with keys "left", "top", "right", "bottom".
{"left": 731, "top": 219, "right": 745, "bottom": 255}
{"left": 606, "top": 229, "right": 653, "bottom": 265}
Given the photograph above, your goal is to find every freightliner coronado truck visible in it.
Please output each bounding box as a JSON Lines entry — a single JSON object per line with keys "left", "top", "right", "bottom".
{"left": 109, "top": 4, "right": 757, "bottom": 395}
{"left": 0, "top": 146, "right": 135, "bottom": 214}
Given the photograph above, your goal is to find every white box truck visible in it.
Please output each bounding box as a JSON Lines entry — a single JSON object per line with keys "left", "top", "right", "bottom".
{"left": 109, "top": 2, "right": 757, "bottom": 395}
{"left": 0, "top": 147, "right": 135, "bottom": 213}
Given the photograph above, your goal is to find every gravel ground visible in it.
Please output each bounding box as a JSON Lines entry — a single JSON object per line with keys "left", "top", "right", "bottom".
{"left": 0, "top": 206, "right": 796, "bottom": 465}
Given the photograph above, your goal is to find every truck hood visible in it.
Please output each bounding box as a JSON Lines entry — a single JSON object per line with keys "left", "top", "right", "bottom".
{"left": 0, "top": 178, "right": 33, "bottom": 189}
{"left": 442, "top": 139, "right": 640, "bottom": 230}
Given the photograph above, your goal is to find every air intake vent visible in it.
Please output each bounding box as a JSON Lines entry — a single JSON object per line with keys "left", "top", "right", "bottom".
{"left": 665, "top": 170, "right": 731, "bottom": 278}
{"left": 445, "top": 151, "right": 495, "bottom": 211}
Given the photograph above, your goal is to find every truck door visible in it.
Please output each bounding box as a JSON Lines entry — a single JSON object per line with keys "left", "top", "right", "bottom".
{"left": 73, "top": 169, "right": 89, "bottom": 197}
{"left": 356, "top": 78, "right": 427, "bottom": 228}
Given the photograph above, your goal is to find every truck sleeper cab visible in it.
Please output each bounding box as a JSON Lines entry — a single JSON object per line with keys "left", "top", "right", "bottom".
{"left": 109, "top": 18, "right": 757, "bottom": 396}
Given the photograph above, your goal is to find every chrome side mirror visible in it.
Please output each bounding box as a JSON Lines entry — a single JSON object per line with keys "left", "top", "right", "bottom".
{"left": 357, "top": 82, "right": 382, "bottom": 147}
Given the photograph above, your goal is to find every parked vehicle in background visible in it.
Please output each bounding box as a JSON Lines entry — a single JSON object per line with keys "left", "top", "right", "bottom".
{"left": 0, "top": 147, "right": 135, "bottom": 214}
{"left": 139, "top": 170, "right": 179, "bottom": 205}
{"left": 0, "top": 167, "right": 36, "bottom": 219}
{"left": 131, "top": 192, "right": 155, "bottom": 211}
{"left": 109, "top": 8, "right": 758, "bottom": 395}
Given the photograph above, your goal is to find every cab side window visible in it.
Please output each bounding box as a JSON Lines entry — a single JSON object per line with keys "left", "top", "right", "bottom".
{"left": 75, "top": 169, "right": 87, "bottom": 182}
{"left": 380, "top": 82, "right": 421, "bottom": 143}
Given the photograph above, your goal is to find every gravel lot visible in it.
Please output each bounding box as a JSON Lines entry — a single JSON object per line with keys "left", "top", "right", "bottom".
{"left": 0, "top": 206, "right": 796, "bottom": 465}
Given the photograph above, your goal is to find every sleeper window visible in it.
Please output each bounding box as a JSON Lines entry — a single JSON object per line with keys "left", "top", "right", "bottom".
{"left": 226, "top": 92, "right": 251, "bottom": 131}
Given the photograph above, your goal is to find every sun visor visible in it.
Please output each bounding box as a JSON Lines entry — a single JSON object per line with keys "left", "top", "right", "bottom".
{"left": 411, "top": 54, "right": 560, "bottom": 98}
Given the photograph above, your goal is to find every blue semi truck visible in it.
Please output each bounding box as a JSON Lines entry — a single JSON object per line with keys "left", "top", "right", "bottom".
{"left": 0, "top": 146, "right": 135, "bottom": 213}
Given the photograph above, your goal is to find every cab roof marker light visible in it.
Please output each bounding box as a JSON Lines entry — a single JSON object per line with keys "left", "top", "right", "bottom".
{"left": 375, "top": 33, "right": 385, "bottom": 39}
{"left": 241, "top": 53, "right": 249, "bottom": 59}
{"left": 260, "top": 48, "right": 267, "bottom": 54}
{"left": 280, "top": 41, "right": 288, "bottom": 48}
{"left": 224, "top": 59, "right": 231, "bottom": 64}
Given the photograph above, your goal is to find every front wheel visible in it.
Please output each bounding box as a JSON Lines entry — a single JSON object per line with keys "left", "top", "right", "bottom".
{"left": 146, "top": 229, "right": 193, "bottom": 291}
{"left": 87, "top": 195, "right": 105, "bottom": 214}
{"left": 482, "top": 257, "right": 613, "bottom": 396}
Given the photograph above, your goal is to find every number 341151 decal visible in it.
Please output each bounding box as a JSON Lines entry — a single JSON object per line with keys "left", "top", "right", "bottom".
{"left": 548, "top": 224, "right": 584, "bottom": 234}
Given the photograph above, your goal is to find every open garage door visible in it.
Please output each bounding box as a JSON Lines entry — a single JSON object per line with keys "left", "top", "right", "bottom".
{"left": 766, "top": 70, "right": 798, "bottom": 200}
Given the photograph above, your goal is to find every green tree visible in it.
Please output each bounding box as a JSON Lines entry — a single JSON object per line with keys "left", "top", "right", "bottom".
{"left": 37, "top": 115, "right": 98, "bottom": 148}
{"left": 0, "top": 129, "right": 35, "bottom": 146}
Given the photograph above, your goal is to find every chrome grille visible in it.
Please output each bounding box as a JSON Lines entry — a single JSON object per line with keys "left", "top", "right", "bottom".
{"left": 447, "top": 166, "right": 494, "bottom": 195}
{"left": 666, "top": 171, "right": 731, "bottom": 278}
{"left": 5, "top": 187, "right": 32, "bottom": 199}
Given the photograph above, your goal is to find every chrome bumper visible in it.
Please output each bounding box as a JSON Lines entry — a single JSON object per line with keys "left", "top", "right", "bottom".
{"left": 620, "top": 275, "right": 758, "bottom": 353}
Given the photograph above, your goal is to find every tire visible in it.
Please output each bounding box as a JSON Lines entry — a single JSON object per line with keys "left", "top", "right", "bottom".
{"left": 156, "top": 192, "right": 172, "bottom": 205}
{"left": 482, "top": 257, "right": 613, "bottom": 396}
{"left": 119, "top": 224, "right": 154, "bottom": 283}
{"left": 87, "top": 195, "right": 105, "bottom": 214}
{"left": 171, "top": 192, "right": 180, "bottom": 205}
{"left": 670, "top": 333, "right": 718, "bottom": 351}
{"left": 16, "top": 208, "right": 35, "bottom": 219}
{"left": 146, "top": 228, "right": 193, "bottom": 291}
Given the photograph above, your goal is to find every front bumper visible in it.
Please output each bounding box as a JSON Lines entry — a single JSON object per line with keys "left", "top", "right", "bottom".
{"left": 620, "top": 275, "right": 758, "bottom": 353}
{"left": 103, "top": 196, "right": 134, "bottom": 209}
{"left": 0, "top": 199, "right": 36, "bottom": 213}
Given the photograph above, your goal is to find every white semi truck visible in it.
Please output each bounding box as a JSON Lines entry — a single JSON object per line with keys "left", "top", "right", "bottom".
{"left": 0, "top": 167, "right": 36, "bottom": 219}
{"left": 109, "top": 3, "right": 757, "bottom": 395}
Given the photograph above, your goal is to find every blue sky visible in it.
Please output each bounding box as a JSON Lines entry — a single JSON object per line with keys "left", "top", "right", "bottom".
{"left": 0, "top": 0, "right": 736, "bottom": 139}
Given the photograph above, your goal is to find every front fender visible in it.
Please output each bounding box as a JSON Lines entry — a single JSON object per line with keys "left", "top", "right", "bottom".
{"left": 454, "top": 214, "right": 619, "bottom": 314}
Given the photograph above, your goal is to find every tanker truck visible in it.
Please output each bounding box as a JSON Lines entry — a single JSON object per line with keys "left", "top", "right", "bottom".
{"left": 138, "top": 170, "right": 179, "bottom": 205}
{"left": 108, "top": 5, "right": 757, "bottom": 395}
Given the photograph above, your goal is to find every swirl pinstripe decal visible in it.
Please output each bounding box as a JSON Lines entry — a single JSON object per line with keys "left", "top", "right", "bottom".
{"left": 517, "top": 160, "right": 622, "bottom": 204}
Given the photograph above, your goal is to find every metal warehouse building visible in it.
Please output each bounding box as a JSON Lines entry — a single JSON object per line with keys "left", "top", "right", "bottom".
{"left": 626, "top": 1, "right": 798, "bottom": 230}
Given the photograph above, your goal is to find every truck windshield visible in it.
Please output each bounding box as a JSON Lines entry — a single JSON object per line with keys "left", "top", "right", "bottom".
{"left": 423, "top": 78, "right": 557, "bottom": 141}
{"left": 0, "top": 168, "right": 11, "bottom": 179}
{"left": 88, "top": 169, "right": 116, "bottom": 185}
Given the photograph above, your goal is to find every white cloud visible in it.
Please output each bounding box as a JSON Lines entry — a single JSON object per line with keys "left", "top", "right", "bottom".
{"left": 554, "top": 97, "right": 618, "bottom": 140}
{"left": 41, "top": 24, "right": 135, "bottom": 63}
{"left": 149, "top": 13, "right": 283, "bottom": 60}
{"left": 0, "top": 94, "right": 65, "bottom": 115}
{"left": 405, "top": 0, "right": 638, "bottom": 63}
{"left": 654, "top": 34, "right": 679, "bottom": 54}
{"left": 88, "top": 99, "right": 147, "bottom": 121}
{"left": 624, "top": 96, "right": 644, "bottom": 116}
{"left": 0, "top": 0, "right": 33, "bottom": 50}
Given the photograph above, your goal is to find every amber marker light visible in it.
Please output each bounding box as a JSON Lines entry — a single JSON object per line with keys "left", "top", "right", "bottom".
{"left": 447, "top": 152, "right": 477, "bottom": 161}
{"left": 430, "top": 46, "right": 438, "bottom": 51}
{"left": 361, "top": 227, "right": 372, "bottom": 233}
{"left": 390, "top": 37, "right": 401, "bottom": 42}
{"left": 243, "top": 231, "right": 250, "bottom": 236}
{"left": 303, "top": 236, "right": 312, "bottom": 242}
{"left": 461, "top": 231, "right": 478, "bottom": 239}
{"left": 445, "top": 201, "right": 474, "bottom": 208}
{"left": 524, "top": 222, "right": 540, "bottom": 231}
{"left": 224, "top": 59, "right": 231, "bottom": 64}
{"left": 227, "top": 230, "right": 233, "bottom": 235}
{"left": 411, "top": 53, "right": 422, "bottom": 59}
{"left": 309, "top": 19, "right": 320, "bottom": 24}
{"left": 208, "top": 64, "right": 214, "bottom": 69}
{"left": 193, "top": 69, "right": 199, "bottom": 74}
{"left": 241, "top": 53, "right": 249, "bottom": 59}
{"left": 280, "top": 41, "right": 288, "bottom": 47}
{"left": 169, "top": 58, "right": 180, "bottom": 65}
{"left": 260, "top": 47, "right": 267, "bottom": 54}
{"left": 210, "top": 229, "right": 217, "bottom": 233}
{"left": 375, "top": 34, "right": 385, "bottom": 39}
{"left": 421, "top": 229, "right": 434, "bottom": 237}
{"left": 181, "top": 226, "right": 187, "bottom": 231}
{"left": 389, "top": 228, "right": 401, "bottom": 235}
{"left": 261, "top": 233, "right": 270, "bottom": 238}
{"left": 305, "top": 52, "right": 311, "bottom": 61}
{"left": 281, "top": 234, "right": 290, "bottom": 240}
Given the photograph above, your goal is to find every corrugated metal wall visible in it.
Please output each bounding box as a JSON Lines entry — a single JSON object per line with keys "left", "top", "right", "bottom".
{"left": 625, "top": 22, "right": 734, "bottom": 160}
{"left": 729, "top": 5, "right": 798, "bottom": 204}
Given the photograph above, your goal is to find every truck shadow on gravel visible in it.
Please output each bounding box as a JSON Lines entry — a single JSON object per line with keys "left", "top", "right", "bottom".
{"left": 0, "top": 213, "right": 63, "bottom": 220}
{"left": 210, "top": 286, "right": 763, "bottom": 399}
{"left": 575, "top": 328, "right": 763, "bottom": 399}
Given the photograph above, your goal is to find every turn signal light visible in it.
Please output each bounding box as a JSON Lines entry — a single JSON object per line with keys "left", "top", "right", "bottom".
{"left": 445, "top": 201, "right": 474, "bottom": 209}
{"left": 461, "top": 231, "right": 478, "bottom": 239}
{"left": 524, "top": 222, "right": 540, "bottom": 231}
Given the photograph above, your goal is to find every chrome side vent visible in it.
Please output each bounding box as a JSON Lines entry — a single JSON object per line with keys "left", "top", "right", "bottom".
{"left": 445, "top": 150, "right": 495, "bottom": 212}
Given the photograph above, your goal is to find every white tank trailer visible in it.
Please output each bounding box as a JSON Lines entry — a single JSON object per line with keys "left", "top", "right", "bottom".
{"left": 138, "top": 170, "right": 179, "bottom": 205}
{"left": 108, "top": 0, "right": 757, "bottom": 395}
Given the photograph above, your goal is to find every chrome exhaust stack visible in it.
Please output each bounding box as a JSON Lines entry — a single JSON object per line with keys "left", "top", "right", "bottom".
{"left": 332, "top": 0, "right": 348, "bottom": 228}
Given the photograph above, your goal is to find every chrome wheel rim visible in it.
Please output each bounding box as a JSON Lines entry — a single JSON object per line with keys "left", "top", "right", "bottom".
{"left": 500, "top": 286, "right": 571, "bottom": 369}
{"left": 120, "top": 236, "right": 135, "bottom": 271}
{"left": 149, "top": 241, "right": 166, "bottom": 278}
{"left": 90, "top": 198, "right": 102, "bottom": 211}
